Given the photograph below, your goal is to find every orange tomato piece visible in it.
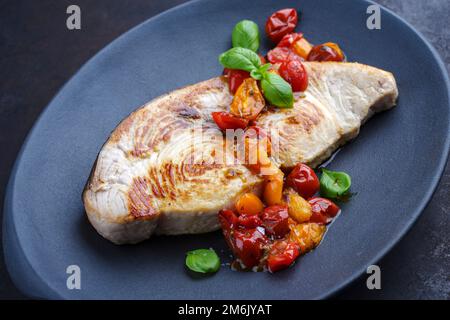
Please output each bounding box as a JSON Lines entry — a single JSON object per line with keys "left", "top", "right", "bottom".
{"left": 307, "top": 42, "right": 345, "bottom": 62}
{"left": 287, "top": 192, "right": 312, "bottom": 223}
{"left": 263, "top": 169, "right": 284, "bottom": 206}
{"left": 289, "top": 223, "right": 326, "bottom": 254}
{"left": 230, "top": 78, "right": 265, "bottom": 121}
{"left": 292, "top": 37, "right": 313, "bottom": 59}
{"left": 235, "top": 193, "right": 264, "bottom": 216}
{"left": 243, "top": 136, "right": 272, "bottom": 173}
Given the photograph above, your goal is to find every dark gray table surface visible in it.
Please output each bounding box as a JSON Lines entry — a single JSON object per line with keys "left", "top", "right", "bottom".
{"left": 0, "top": 0, "right": 449, "bottom": 300}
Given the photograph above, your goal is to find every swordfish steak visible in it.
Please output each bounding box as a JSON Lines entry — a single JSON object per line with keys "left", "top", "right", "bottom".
{"left": 83, "top": 62, "right": 398, "bottom": 244}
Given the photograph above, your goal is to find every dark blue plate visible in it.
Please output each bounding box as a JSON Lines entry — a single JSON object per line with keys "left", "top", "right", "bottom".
{"left": 3, "top": 0, "right": 450, "bottom": 299}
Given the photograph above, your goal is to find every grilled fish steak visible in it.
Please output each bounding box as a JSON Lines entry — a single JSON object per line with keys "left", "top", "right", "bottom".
{"left": 83, "top": 62, "right": 398, "bottom": 244}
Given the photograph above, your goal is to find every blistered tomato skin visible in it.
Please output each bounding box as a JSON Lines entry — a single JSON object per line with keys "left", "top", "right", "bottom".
{"left": 232, "top": 228, "right": 268, "bottom": 268}
{"left": 218, "top": 209, "right": 238, "bottom": 232}
{"left": 224, "top": 69, "right": 250, "bottom": 94}
{"left": 307, "top": 42, "right": 345, "bottom": 62}
{"left": 267, "top": 47, "right": 302, "bottom": 65}
{"left": 211, "top": 112, "right": 249, "bottom": 130}
{"left": 286, "top": 163, "right": 320, "bottom": 199}
{"left": 308, "top": 197, "right": 340, "bottom": 225}
{"left": 277, "top": 33, "right": 303, "bottom": 48}
{"left": 218, "top": 209, "right": 239, "bottom": 251}
{"left": 261, "top": 205, "right": 290, "bottom": 238}
{"left": 279, "top": 59, "right": 308, "bottom": 92}
{"left": 237, "top": 214, "right": 263, "bottom": 229}
{"left": 267, "top": 240, "right": 300, "bottom": 273}
{"left": 265, "top": 8, "right": 299, "bottom": 43}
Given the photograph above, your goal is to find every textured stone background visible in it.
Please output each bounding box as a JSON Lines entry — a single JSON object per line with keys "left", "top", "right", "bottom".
{"left": 0, "top": 0, "right": 448, "bottom": 299}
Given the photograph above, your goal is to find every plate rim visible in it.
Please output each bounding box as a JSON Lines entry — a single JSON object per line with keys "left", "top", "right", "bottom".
{"left": 3, "top": 0, "right": 450, "bottom": 299}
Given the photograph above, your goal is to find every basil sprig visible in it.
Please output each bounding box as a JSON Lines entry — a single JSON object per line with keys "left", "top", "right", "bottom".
{"left": 185, "top": 249, "right": 221, "bottom": 274}
{"left": 320, "top": 169, "right": 352, "bottom": 199}
{"left": 219, "top": 47, "right": 294, "bottom": 108}
{"left": 232, "top": 20, "right": 260, "bottom": 52}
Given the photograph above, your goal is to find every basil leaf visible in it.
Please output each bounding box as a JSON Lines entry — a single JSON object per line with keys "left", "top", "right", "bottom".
{"left": 260, "top": 72, "right": 294, "bottom": 108}
{"left": 250, "top": 69, "right": 263, "bottom": 80}
{"left": 258, "top": 63, "right": 271, "bottom": 74}
{"left": 185, "top": 249, "right": 220, "bottom": 274}
{"left": 320, "top": 169, "right": 352, "bottom": 199}
{"left": 232, "top": 20, "right": 260, "bottom": 52}
{"left": 219, "top": 47, "right": 262, "bottom": 73}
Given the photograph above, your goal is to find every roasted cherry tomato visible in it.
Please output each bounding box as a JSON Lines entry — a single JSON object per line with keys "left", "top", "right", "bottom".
{"left": 223, "top": 69, "right": 250, "bottom": 94}
{"left": 263, "top": 170, "right": 284, "bottom": 206}
{"left": 267, "top": 47, "right": 302, "bottom": 65}
{"left": 230, "top": 78, "right": 265, "bottom": 121}
{"left": 265, "top": 8, "right": 299, "bottom": 43}
{"left": 235, "top": 193, "right": 264, "bottom": 216}
{"left": 267, "top": 240, "right": 300, "bottom": 273}
{"left": 218, "top": 209, "right": 239, "bottom": 251}
{"left": 237, "top": 214, "right": 263, "bottom": 229}
{"left": 232, "top": 228, "right": 268, "bottom": 268}
{"left": 277, "top": 32, "right": 303, "bottom": 48}
{"left": 242, "top": 135, "right": 271, "bottom": 173}
{"left": 211, "top": 112, "right": 249, "bottom": 130}
{"left": 245, "top": 126, "right": 272, "bottom": 156}
{"left": 260, "top": 205, "right": 290, "bottom": 238}
{"left": 279, "top": 59, "right": 308, "bottom": 92}
{"left": 286, "top": 163, "right": 320, "bottom": 199}
{"left": 218, "top": 209, "right": 239, "bottom": 230}
{"left": 289, "top": 222, "right": 326, "bottom": 253}
{"left": 292, "top": 37, "right": 313, "bottom": 59}
{"left": 287, "top": 192, "right": 312, "bottom": 223}
{"left": 307, "top": 42, "right": 345, "bottom": 62}
{"left": 223, "top": 55, "right": 266, "bottom": 94}
{"left": 308, "top": 197, "right": 340, "bottom": 225}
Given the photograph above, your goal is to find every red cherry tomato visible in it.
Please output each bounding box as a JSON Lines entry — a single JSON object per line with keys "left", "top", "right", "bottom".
{"left": 237, "top": 214, "right": 263, "bottom": 229}
{"left": 218, "top": 209, "right": 238, "bottom": 229}
{"left": 307, "top": 42, "right": 345, "bottom": 62}
{"left": 224, "top": 55, "right": 266, "bottom": 94}
{"left": 267, "top": 240, "right": 300, "bottom": 273}
{"left": 308, "top": 197, "right": 340, "bottom": 225}
{"left": 211, "top": 112, "right": 249, "bottom": 130}
{"left": 260, "top": 205, "right": 290, "bottom": 238}
{"left": 223, "top": 69, "right": 250, "bottom": 94}
{"left": 277, "top": 32, "right": 303, "bottom": 48}
{"left": 286, "top": 163, "right": 320, "bottom": 199}
{"left": 279, "top": 59, "right": 308, "bottom": 92}
{"left": 265, "top": 8, "right": 299, "bottom": 43}
{"left": 267, "top": 47, "right": 302, "bottom": 65}
{"left": 232, "top": 228, "right": 268, "bottom": 268}
{"left": 218, "top": 209, "right": 239, "bottom": 251}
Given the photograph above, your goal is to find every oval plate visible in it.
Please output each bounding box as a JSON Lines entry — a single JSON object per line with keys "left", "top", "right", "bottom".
{"left": 3, "top": 0, "right": 450, "bottom": 299}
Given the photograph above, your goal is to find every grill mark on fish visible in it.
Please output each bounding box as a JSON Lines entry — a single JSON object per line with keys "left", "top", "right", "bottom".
{"left": 128, "top": 177, "right": 158, "bottom": 219}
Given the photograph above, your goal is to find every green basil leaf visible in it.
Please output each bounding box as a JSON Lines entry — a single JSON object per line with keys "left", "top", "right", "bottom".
{"left": 320, "top": 169, "right": 352, "bottom": 199}
{"left": 258, "top": 63, "right": 271, "bottom": 74}
{"left": 260, "top": 72, "right": 294, "bottom": 108}
{"left": 185, "top": 249, "right": 220, "bottom": 274}
{"left": 250, "top": 69, "right": 263, "bottom": 80}
{"left": 219, "top": 47, "right": 262, "bottom": 73}
{"left": 232, "top": 20, "right": 260, "bottom": 52}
